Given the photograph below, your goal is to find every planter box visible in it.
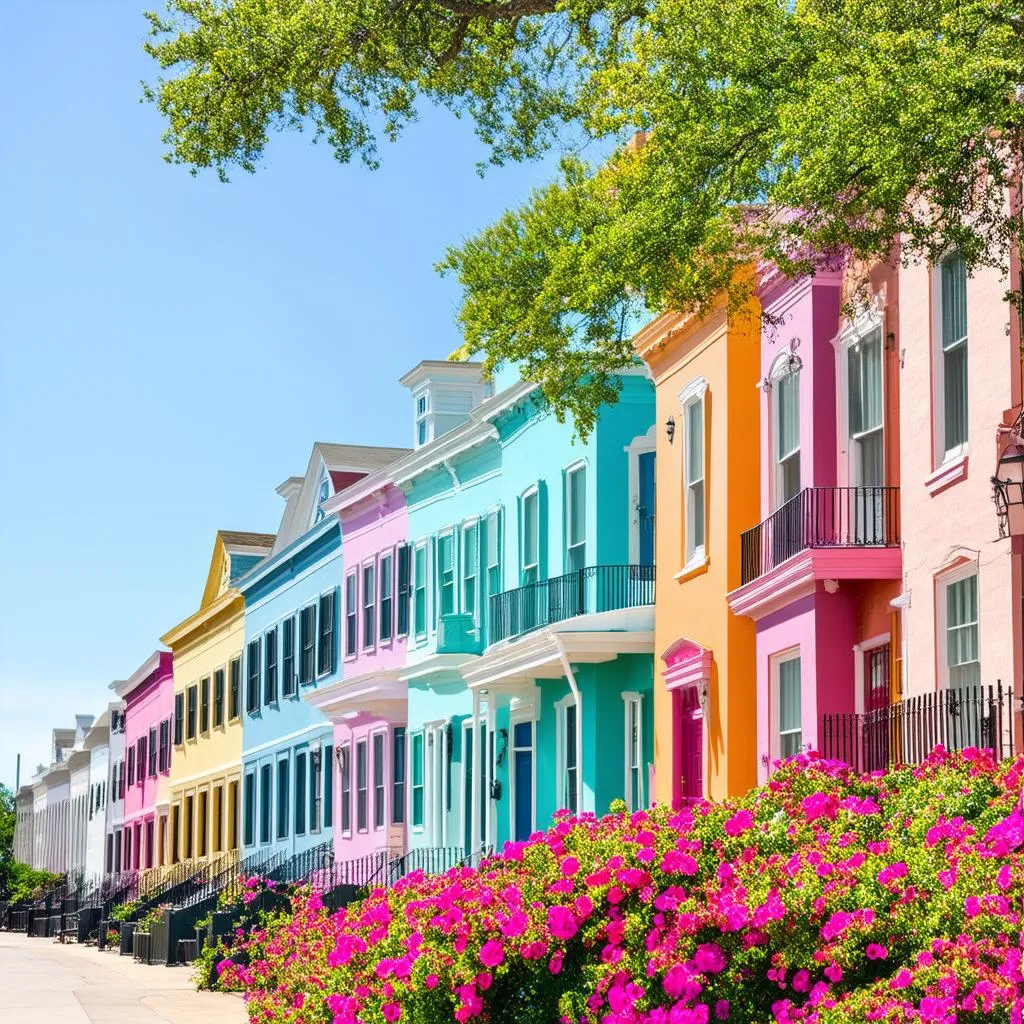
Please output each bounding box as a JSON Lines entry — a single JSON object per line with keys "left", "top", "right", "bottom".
{"left": 119, "top": 922, "right": 137, "bottom": 956}
{"left": 133, "top": 931, "right": 151, "bottom": 964}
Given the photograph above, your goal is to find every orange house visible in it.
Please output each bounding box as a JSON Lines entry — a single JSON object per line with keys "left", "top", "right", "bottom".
{"left": 635, "top": 290, "right": 762, "bottom": 804}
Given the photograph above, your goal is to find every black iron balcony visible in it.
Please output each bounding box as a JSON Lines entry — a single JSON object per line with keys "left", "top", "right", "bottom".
{"left": 740, "top": 486, "right": 900, "bottom": 585}
{"left": 489, "top": 564, "right": 655, "bottom": 645}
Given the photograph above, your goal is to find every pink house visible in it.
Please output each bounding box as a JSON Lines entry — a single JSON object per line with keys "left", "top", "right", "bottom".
{"left": 728, "top": 262, "right": 904, "bottom": 779}
{"left": 111, "top": 651, "right": 174, "bottom": 871}
{"left": 305, "top": 468, "right": 411, "bottom": 862}
{"left": 895, "top": 242, "right": 1022, "bottom": 749}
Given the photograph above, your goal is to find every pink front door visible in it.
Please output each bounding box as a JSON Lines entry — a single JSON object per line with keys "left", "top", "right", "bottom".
{"left": 679, "top": 687, "right": 704, "bottom": 803}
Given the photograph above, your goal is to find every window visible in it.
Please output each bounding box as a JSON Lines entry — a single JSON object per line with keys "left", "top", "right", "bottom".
{"left": 438, "top": 532, "right": 456, "bottom": 617}
{"left": 197, "top": 790, "right": 208, "bottom": 857}
{"left": 623, "top": 694, "right": 643, "bottom": 811}
{"left": 380, "top": 553, "right": 394, "bottom": 642}
{"left": 127, "top": 746, "right": 136, "bottom": 788}
{"left": 774, "top": 368, "right": 801, "bottom": 506}
{"left": 848, "top": 330, "right": 883, "bottom": 487}
{"left": 148, "top": 726, "right": 157, "bottom": 777}
{"left": 415, "top": 393, "right": 430, "bottom": 447}
{"left": 186, "top": 684, "right": 198, "bottom": 740}
{"left": 200, "top": 676, "right": 210, "bottom": 733}
{"left": 310, "top": 750, "right": 320, "bottom": 833}
{"left": 413, "top": 543, "right": 428, "bottom": 638}
{"left": 946, "top": 573, "right": 980, "bottom": 690}
{"left": 562, "top": 702, "right": 578, "bottom": 814}
{"left": 486, "top": 509, "right": 501, "bottom": 595}
{"left": 229, "top": 657, "right": 241, "bottom": 719}
{"left": 340, "top": 746, "right": 352, "bottom": 836}
{"left": 396, "top": 545, "right": 412, "bottom": 637}
{"left": 276, "top": 759, "right": 290, "bottom": 840}
{"left": 214, "top": 668, "right": 225, "bottom": 727}
{"left": 228, "top": 779, "right": 239, "bottom": 850}
{"left": 565, "top": 466, "right": 587, "bottom": 572}
{"left": 411, "top": 733, "right": 424, "bottom": 828}
{"left": 324, "top": 745, "right": 334, "bottom": 829}
{"left": 282, "top": 617, "right": 296, "bottom": 696}
{"left": 259, "top": 764, "right": 272, "bottom": 844}
{"left": 362, "top": 565, "right": 376, "bottom": 649}
{"left": 345, "top": 573, "right": 358, "bottom": 656}
{"left": 462, "top": 523, "right": 479, "bottom": 619}
{"left": 212, "top": 786, "right": 223, "bottom": 852}
{"left": 777, "top": 655, "right": 802, "bottom": 757}
{"left": 939, "top": 252, "right": 968, "bottom": 457}
{"left": 158, "top": 720, "right": 169, "bottom": 772}
{"left": 314, "top": 471, "right": 330, "bottom": 525}
{"left": 246, "top": 639, "right": 261, "bottom": 714}
{"left": 392, "top": 727, "right": 406, "bottom": 824}
{"left": 373, "top": 733, "right": 385, "bottom": 829}
{"left": 356, "top": 739, "right": 368, "bottom": 832}
{"left": 262, "top": 628, "right": 277, "bottom": 704}
{"left": 300, "top": 605, "right": 316, "bottom": 684}
{"left": 318, "top": 590, "right": 335, "bottom": 675}
{"left": 511, "top": 721, "right": 534, "bottom": 842}
{"left": 295, "top": 753, "right": 307, "bottom": 836}
{"left": 521, "top": 490, "right": 539, "bottom": 584}
{"left": 683, "top": 390, "right": 706, "bottom": 566}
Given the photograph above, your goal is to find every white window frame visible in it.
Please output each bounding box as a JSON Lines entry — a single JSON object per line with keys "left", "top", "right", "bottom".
{"left": 936, "top": 560, "right": 980, "bottom": 692}
{"left": 931, "top": 251, "right": 970, "bottom": 468}
{"left": 423, "top": 721, "right": 448, "bottom": 845}
{"left": 313, "top": 466, "right": 331, "bottom": 526}
{"left": 485, "top": 506, "right": 502, "bottom": 596}
{"left": 836, "top": 309, "right": 886, "bottom": 488}
{"left": 624, "top": 427, "right": 657, "bottom": 564}
{"left": 370, "top": 727, "right": 388, "bottom": 832}
{"left": 678, "top": 376, "right": 709, "bottom": 571}
{"left": 344, "top": 570, "right": 359, "bottom": 660}
{"left": 520, "top": 485, "right": 540, "bottom": 584}
{"left": 771, "top": 649, "right": 803, "bottom": 762}
{"left": 564, "top": 460, "right": 588, "bottom": 573}
{"left": 339, "top": 741, "right": 352, "bottom": 838}
{"left": 361, "top": 559, "right": 376, "bottom": 652}
{"left": 412, "top": 540, "right": 429, "bottom": 641}
{"left": 461, "top": 518, "right": 480, "bottom": 621}
{"left": 508, "top": 709, "right": 536, "bottom": 842}
{"left": 415, "top": 391, "right": 431, "bottom": 448}
{"left": 621, "top": 691, "right": 644, "bottom": 811}
{"left": 554, "top": 695, "right": 580, "bottom": 815}
{"left": 768, "top": 352, "right": 802, "bottom": 509}
{"left": 354, "top": 738, "right": 369, "bottom": 834}
{"left": 379, "top": 549, "right": 395, "bottom": 645}
{"left": 436, "top": 527, "right": 457, "bottom": 620}
{"left": 409, "top": 730, "right": 425, "bottom": 833}
{"left": 852, "top": 632, "right": 891, "bottom": 716}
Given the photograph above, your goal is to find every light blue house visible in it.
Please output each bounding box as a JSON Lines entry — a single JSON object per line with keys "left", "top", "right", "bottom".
{"left": 391, "top": 360, "right": 656, "bottom": 857}
{"left": 238, "top": 443, "right": 407, "bottom": 862}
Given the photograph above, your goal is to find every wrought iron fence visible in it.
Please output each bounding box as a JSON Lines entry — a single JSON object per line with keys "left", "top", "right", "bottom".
{"left": 821, "top": 681, "right": 1017, "bottom": 774}
{"left": 740, "top": 486, "right": 901, "bottom": 585}
{"left": 489, "top": 564, "right": 655, "bottom": 645}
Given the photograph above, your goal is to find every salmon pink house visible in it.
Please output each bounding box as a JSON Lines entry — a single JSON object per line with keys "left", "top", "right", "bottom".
{"left": 727, "top": 263, "right": 903, "bottom": 780}
{"left": 110, "top": 651, "right": 175, "bottom": 872}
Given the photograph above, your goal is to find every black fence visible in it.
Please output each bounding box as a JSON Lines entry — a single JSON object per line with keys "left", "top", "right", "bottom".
{"left": 489, "top": 564, "right": 655, "bottom": 644}
{"left": 821, "top": 681, "right": 1018, "bottom": 774}
{"left": 741, "top": 486, "right": 901, "bottom": 585}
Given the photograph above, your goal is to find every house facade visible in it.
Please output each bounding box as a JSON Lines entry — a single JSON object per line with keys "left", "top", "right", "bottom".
{"left": 726, "top": 264, "right": 903, "bottom": 780}
{"left": 635, "top": 290, "right": 762, "bottom": 805}
{"left": 105, "top": 706, "right": 126, "bottom": 873}
{"left": 162, "top": 531, "right": 274, "bottom": 867}
{"left": 111, "top": 651, "right": 174, "bottom": 874}
{"left": 239, "top": 444, "right": 407, "bottom": 864}
{"left": 83, "top": 712, "right": 111, "bottom": 881}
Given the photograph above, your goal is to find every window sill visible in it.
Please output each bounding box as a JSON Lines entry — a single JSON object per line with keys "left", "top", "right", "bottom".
{"left": 673, "top": 555, "right": 710, "bottom": 585}
{"left": 925, "top": 452, "right": 968, "bottom": 496}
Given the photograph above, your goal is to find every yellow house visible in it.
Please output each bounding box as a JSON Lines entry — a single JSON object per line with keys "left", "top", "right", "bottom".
{"left": 634, "top": 290, "right": 761, "bottom": 804}
{"left": 162, "top": 531, "right": 274, "bottom": 866}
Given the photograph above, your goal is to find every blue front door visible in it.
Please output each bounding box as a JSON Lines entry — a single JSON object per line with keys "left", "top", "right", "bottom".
{"left": 638, "top": 451, "right": 656, "bottom": 566}
{"left": 513, "top": 722, "right": 533, "bottom": 841}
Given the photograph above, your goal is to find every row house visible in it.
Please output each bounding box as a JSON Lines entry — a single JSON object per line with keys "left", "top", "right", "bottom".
{"left": 162, "top": 531, "right": 275, "bottom": 867}
{"left": 237, "top": 443, "right": 406, "bottom": 863}
{"left": 109, "top": 652, "right": 174, "bottom": 875}
{"left": 105, "top": 703, "right": 126, "bottom": 872}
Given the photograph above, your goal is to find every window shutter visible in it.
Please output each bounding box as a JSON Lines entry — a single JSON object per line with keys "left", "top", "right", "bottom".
{"left": 429, "top": 536, "right": 437, "bottom": 631}
{"left": 174, "top": 693, "right": 183, "bottom": 745}
{"left": 397, "top": 544, "right": 411, "bottom": 636}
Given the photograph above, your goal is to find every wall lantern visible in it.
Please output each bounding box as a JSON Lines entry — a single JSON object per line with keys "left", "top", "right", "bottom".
{"left": 665, "top": 416, "right": 676, "bottom": 444}
{"left": 697, "top": 683, "right": 709, "bottom": 714}
{"left": 992, "top": 451, "right": 1024, "bottom": 537}
{"left": 334, "top": 746, "right": 345, "bottom": 771}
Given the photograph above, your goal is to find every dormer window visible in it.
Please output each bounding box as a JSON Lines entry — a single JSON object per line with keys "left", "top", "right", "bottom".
{"left": 314, "top": 471, "right": 330, "bottom": 524}
{"left": 415, "top": 394, "right": 430, "bottom": 448}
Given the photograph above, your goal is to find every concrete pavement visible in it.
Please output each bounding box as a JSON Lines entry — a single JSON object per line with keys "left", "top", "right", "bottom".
{"left": 0, "top": 930, "right": 247, "bottom": 1023}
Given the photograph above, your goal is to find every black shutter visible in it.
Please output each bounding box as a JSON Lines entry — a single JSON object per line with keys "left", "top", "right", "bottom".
{"left": 318, "top": 591, "right": 336, "bottom": 676}
{"left": 149, "top": 727, "right": 157, "bottom": 776}
{"left": 174, "top": 693, "right": 183, "bottom": 745}
{"left": 397, "top": 544, "right": 411, "bottom": 636}
{"left": 229, "top": 657, "right": 241, "bottom": 719}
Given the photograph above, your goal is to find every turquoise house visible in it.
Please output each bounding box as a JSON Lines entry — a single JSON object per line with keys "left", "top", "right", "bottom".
{"left": 393, "top": 360, "right": 656, "bottom": 858}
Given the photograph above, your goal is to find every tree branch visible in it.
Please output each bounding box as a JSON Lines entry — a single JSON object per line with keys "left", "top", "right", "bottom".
{"left": 431, "top": 0, "right": 558, "bottom": 20}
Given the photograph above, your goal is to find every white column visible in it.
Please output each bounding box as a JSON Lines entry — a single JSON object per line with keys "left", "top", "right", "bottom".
{"left": 485, "top": 697, "right": 496, "bottom": 852}
{"left": 470, "top": 689, "right": 481, "bottom": 862}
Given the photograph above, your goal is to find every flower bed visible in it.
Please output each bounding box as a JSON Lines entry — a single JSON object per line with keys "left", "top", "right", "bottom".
{"left": 216, "top": 748, "right": 1024, "bottom": 1023}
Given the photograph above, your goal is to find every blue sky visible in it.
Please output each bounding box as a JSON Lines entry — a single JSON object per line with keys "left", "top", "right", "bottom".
{"left": 0, "top": 1, "right": 560, "bottom": 788}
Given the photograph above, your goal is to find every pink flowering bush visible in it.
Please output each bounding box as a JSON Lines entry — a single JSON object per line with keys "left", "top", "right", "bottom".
{"left": 218, "top": 748, "right": 1024, "bottom": 1023}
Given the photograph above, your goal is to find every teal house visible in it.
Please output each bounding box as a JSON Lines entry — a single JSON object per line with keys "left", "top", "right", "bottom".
{"left": 392, "top": 360, "right": 656, "bottom": 857}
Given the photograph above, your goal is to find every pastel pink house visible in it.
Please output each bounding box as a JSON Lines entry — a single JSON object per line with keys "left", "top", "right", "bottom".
{"left": 111, "top": 651, "right": 175, "bottom": 871}
{"left": 728, "top": 263, "right": 904, "bottom": 780}
{"left": 305, "top": 469, "right": 411, "bottom": 862}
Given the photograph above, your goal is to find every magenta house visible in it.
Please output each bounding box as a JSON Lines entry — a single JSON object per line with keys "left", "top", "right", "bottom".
{"left": 727, "top": 262, "right": 903, "bottom": 780}
{"left": 110, "top": 651, "right": 174, "bottom": 872}
{"left": 305, "top": 463, "right": 412, "bottom": 862}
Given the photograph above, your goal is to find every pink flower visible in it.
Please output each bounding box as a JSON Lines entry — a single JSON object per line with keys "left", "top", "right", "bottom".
{"left": 715, "top": 1001, "right": 730, "bottom": 1020}
{"left": 997, "top": 864, "right": 1013, "bottom": 890}
{"left": 479, "top": 939, "right": 505, "bottom": 967}
{"left": 965, "top": 896, "right": 982, "bottom": 918}
{"left": 866, "top": 943, "right": 888, "bottom": 960}
{"left": 692, "top": 943, "right": 726, "bottom": 974}
{"left": 877, "top": 862, "right": 908, "bottom": 885}
{"left": 547, "top": 905, "right": 578, "bottom": 942}
{"left": 724, "top": 810, "right": 754, "bottom": 837}
{"left": 890, "top": 969, "right": 913, "bottom": 989}
{"left": 824, "top": 963, "right": 843, "bottom": 983}
{"left": 801, "top": 792, "right": 838, "bottom": 822}
{"left": 549, "top": 950, "right": 563, "bottom": 975}
{"left": 382, "top": 1003, "right": 402, "bottom": 1023}
{"left": 561, "top": 856, "right": 580, "bottom": 876}
{"left": 425, "top": 974, "right": 440, "bottom": 990}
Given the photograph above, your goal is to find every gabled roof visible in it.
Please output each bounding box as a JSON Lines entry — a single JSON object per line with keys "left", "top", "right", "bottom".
{"left": 271, "top": 442, "right": 411, "bottom": 555}
{"left": 199, "top": 530, "right": 276, "bottom": 610}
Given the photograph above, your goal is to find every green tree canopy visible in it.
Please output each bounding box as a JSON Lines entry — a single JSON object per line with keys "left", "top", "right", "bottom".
{"left": 145, "top": 0, "right": 1023, "bottom": 432}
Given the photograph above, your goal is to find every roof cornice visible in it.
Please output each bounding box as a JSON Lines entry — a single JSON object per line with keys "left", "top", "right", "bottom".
{"left": 160, "top": 589, "right": 241, "bottom": 650}
{"left": 237, "top": 516, "right": 339, "bottom": 593}
{"left": 109, "top": 650, "right": 166, "bottom": 699}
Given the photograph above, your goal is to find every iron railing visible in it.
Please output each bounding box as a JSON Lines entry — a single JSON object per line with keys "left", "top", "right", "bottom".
{"left": 740, "top": 486, "right": 900, "bottom": 585}
{"left": 489, "top": 564, "right": 655, "bottom": 645}
{"left": 821, "top": 681, "right": 1017, "bottom": 774}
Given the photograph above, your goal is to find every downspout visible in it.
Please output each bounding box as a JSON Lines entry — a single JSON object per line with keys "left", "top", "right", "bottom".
{"left": 552, "top": 635, "right": 584, "bottom": 815}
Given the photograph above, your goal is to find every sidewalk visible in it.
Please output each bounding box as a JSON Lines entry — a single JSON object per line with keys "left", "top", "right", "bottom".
{"left": 0, "top": 930, "right": 247, "bottom": 1023}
